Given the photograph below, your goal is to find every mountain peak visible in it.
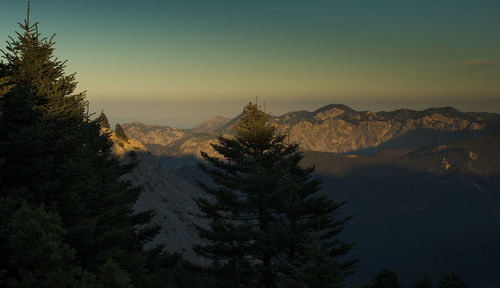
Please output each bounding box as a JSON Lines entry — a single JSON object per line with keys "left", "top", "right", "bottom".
{"left": 423, "top": 106, "right": 461, "bottom": 115}
{"left": 189, "top": 115, "right": 231, "bottom": 133}
{"left": 313, "top": 104, "right": 355, "bottom": 114}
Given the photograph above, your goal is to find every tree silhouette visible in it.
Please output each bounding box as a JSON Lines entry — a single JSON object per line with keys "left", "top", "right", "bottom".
{"left": 195, "top": 102, "right": 354, "bottom": 288}
{"left": 371, "top": 269, "right": 403, "bottom": 288}
{"left": 0, "top": 9, "right": 159, "bottom": 287}
{"left": 438, "top": 273, "right": 468, "bottom": 288}
{"left": 414, "top": 276, "right": 433, "bottom": 288}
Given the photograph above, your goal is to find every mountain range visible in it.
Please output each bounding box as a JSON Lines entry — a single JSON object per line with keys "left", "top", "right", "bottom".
{"left": 122, "top": 104, "right": 499, "bottom": 159}
{"left": 112, "top": 104, "right": 500, "bottom": 288}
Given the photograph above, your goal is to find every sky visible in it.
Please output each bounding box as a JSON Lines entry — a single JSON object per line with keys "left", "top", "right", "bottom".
{"left": 1, "top": 0, "right": 499, "bottom": 127}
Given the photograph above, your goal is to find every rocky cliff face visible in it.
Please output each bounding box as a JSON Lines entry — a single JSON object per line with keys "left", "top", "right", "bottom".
{"left": 121, "top": 121, "right": 186, "bottom": 147}
{"left": 122, "top": 104, "right": 499, "bottom": 158}
{"left": 272, "top": 105, "right": 491, "bottom": 154}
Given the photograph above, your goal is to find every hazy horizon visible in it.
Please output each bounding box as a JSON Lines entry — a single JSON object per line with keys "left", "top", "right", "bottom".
{"left": 2, "top": 0, "right": 499, "bottom": 128}
{"left": 92, "top": 97, "right": 500, "bottom": 129}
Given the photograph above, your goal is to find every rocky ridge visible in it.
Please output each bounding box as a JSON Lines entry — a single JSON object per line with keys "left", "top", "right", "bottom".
{"left": 122, "top": 104, "right": 499, "bottom": 159}
{"left": 121, "top": 121, "right": 185, "bottom": 147}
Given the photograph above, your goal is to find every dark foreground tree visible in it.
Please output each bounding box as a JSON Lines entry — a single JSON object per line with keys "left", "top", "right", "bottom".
{"left": 414, "top": 276, "right": 433, "bottom": 288}
{"left": 0, "top": 12, "right": 159, "bottom": 287}
{"left": 438, "top": 273, "right": 468, "bottom": 288}
{"left": 371, "top": 269, "right": 402, "bottom": 288}
{"left": 413, "top": 276, "right": 432, "bottom": 288}
{"left": 195, "top": 102, "right": 354, "bottom": 288}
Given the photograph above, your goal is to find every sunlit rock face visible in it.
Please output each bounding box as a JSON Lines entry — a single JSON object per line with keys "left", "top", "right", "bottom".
{"left": 122, "top": 104, "right": 498, "bottom": 158}
{"left": 121, "top": 122, "right": 185, "bottom": 147}
{"left": 105, "top": 127, "right": 147, "bottom": 156}
{"left": 272, "top": 105, "right": 489, "bottom": 154}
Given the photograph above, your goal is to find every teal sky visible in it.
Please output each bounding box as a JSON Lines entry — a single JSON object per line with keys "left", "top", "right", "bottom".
{"left": 1, "top": 0, "right": 499, "bottom": 127}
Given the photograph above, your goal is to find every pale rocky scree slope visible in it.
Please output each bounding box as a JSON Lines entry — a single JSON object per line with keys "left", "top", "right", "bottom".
{"left": 107, "top": 128, "right": 208, "bottom": 263}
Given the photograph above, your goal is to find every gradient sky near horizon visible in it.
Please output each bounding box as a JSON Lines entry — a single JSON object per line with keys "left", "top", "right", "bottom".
{"left": 1, "top": 0, "right": 500, "bottom": 127}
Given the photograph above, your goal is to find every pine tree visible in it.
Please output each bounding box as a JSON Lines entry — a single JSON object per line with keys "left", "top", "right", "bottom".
{"left": 0, "top": 11, "right": 159, "bottom": 287}
{"left": 371, "top": 269, "right": 403, "bottom": 288}
{"left": 414, "top": 276, "right": 433, "bottom": 288}
{"left": 98, "top": 258, "right": 134, "bottom": 288}
{"left": 0, "top": 75, "right": 13, "bottom": 173}
{"left": 276, "top": 244, "right": 344, "bottom": 288}
{"left": 195, "top": 102, "right": 354, "bottom": 288}
{"left": 2, "top": 201, "right": 97, "bottom": 288}
{"left": 438, "top": 273, "right": 467, "bottom": 288}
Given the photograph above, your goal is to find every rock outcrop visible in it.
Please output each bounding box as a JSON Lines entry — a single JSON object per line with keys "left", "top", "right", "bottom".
{"left": 121, "top": 122, "right": 185, "bottom": 147}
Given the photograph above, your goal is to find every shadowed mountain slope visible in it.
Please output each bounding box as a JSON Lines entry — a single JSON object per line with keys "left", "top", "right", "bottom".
{"left": 300, "top": 133, "right": 500, "bottom": 288}
{"left": 107, "top": 128, "right": 207, "bottom": 263}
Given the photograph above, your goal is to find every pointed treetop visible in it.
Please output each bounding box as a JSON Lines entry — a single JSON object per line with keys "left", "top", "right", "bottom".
{"left": 26, "top": 1, "right": 30, "bottom": 27}
{"left": 234, "top": 101, "right": 275, "bottom": 148}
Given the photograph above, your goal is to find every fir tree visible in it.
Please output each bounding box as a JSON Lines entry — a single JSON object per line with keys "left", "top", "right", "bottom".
{"left": 371, "top": 269, "right": 403, "bottom": 288}
{"left": 195, "top": 102, "right": 354, "bottom": 288}
{"left": 438, "top": 273, "right": 467, "bottom": 288}
{"left": 0, "top": 11, "right": 159, "bottom": 287}
{"left": 2, "top": 201, "right": 97, "bottom": 288}
{"left": 98, "top": 258, "right": 134, "bottom": 288}
{"left": 414, "top": 276, "right": 433, "bottom": 288}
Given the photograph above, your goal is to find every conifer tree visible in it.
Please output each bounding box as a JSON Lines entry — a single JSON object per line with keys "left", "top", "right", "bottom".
{"left": 0, "top": 11, "right": 159, "bottom": 287}
{"left": 371, "top": 269, "right": 403, "bottom": 288}
{"left": 414, "top": 276, "right": 433, "bottom": 288}
{"left": 438, "top": 273, "right": 467, "bottom": 288}
{"left": 3, "top": 202, "right": 97, "bottom": 288}
{"left": 195, "top": 102, "right": 354, "bottom": 288}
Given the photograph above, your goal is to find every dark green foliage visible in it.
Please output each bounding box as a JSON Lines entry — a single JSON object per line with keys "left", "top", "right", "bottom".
{"left": 0, "top": 15, "right": 158, "bottom": 287}
{"left": 0, "top": 76, "right": 14, "bottom": 102}
{"left": 98, "top": 258, "right": 134, "bottom": 288}
{"left": 115, "top": 123, "right": 129, "bottom": 140}
{"left": 195, "top": 102, "right": 353, "bottom": 288}
{"left": 414, "top": 276, "right": 433, "bottom": 288}
{"left": 1, "top": 201, "right": 97, "bottom": 288}
{"left": 438, "top": 273, "right": 467, "bottom": 288}
{"left": 147, "top": 251, "right": 214, "bottom": 288}
{"left": 99, "top": 110, "right": 111, "bottom": 129}
{"left": 371, "top": 269, "right": 403, "bottom": 288}
{"left": 276, "top": 244, "right": 343, "bottom": 288}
